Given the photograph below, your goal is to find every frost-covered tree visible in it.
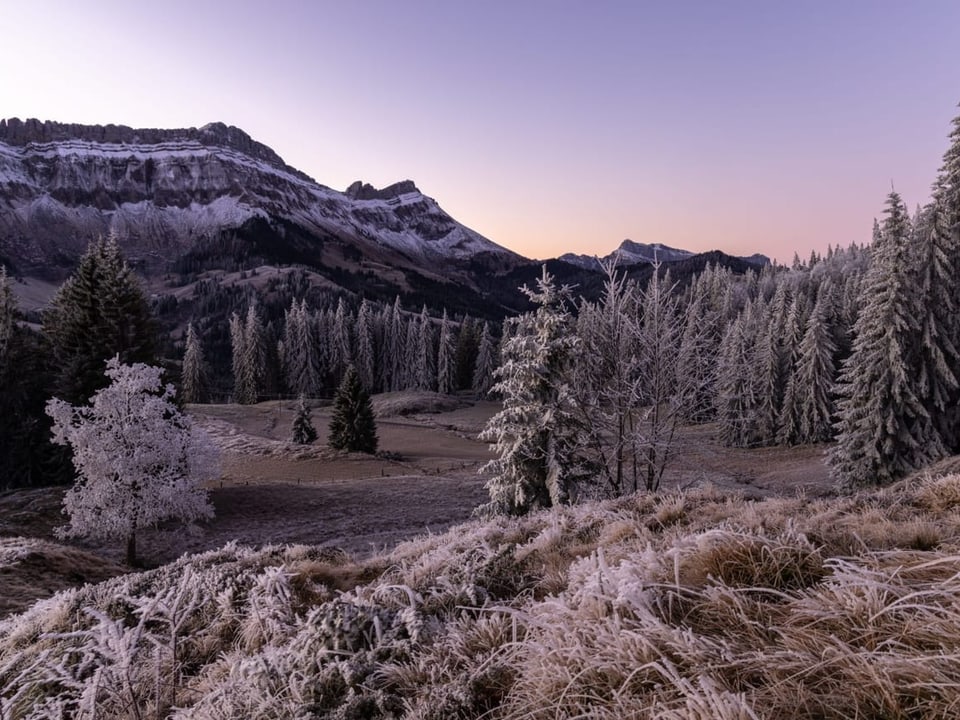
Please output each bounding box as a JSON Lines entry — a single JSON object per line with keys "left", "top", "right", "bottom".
{"left": 331, "top": 298, "right": 353, "bottom": 383}
{"left": 472, "top": 321, "right": 498, "bottom": 396}
{"left": 632, "top": 266, "right": 689, "bottom": 491}
{"left": 791, "top": 286, "right": 838, "bottom": 444}
{"left": 354, "top": 300, "right": 376, "bottom": 391}
{"left": 830, "top": 193, "right": 937, "bottom": 486}
{"left": 181, "top": 322, "right": 207, "bottom": 404}
{"left": 480, "top": 267, "right": 592, "bottom": 515}
{"left": 291, "top": 394, "right": 317, "bottom": 444}
{"left": 385, "top": 296, "right": 406, "bottom": 392}
{"left": 229, "top": 301, "right": 265, "bottom": 405}
{"left": 574, "top": 262, "right": 642, "bottom": 495}
{"left": 416, "top": 305, "right": 436, "bottom": 391}
{"left": 328, "top": 366, "right": 378, "bottom": 453}
{"left": 46, "top": 358, "right": 219, "bottom": 565}
{"left": 436, "top": 309, "right": 457, "bottom": 395}
{"left": 715, "top": 310, "right": 758, "bottom": 447}
{"left": 43, "top": 236, "right": 157, "bottom": 405}
{"left": 282, "top": 299, "right": 320, "bottom": 398}
{"left": 675, "top": 278, "right": 720, "bottom": 423}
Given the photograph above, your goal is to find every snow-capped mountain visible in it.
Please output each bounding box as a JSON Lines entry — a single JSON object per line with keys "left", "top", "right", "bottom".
{"left": 559, "top": 240, "right": 694, "bottom": 270}
{"left": 0, "top": 118, "right": 521, "bottom": 285}
{"left": 559, "top": 239, "right": 768, "bottom": 270}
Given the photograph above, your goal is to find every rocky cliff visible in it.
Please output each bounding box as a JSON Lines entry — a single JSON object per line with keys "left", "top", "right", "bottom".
{"left": 0, "top": 118, "right": 521, "bottom": 285}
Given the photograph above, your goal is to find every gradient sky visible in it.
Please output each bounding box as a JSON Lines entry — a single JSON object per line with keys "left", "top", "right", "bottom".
{"left": 2, "top": 1, "right": 959, "bottom": 263}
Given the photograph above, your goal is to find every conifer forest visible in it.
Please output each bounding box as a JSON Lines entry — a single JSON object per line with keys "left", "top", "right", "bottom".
{"left": 2, "top": 105, "right": 960, "bottom": 719}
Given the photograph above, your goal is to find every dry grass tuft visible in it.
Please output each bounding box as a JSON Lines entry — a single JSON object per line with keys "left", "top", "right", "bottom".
{"left": 6, "top": 473, "right": 960, "bottom": 718}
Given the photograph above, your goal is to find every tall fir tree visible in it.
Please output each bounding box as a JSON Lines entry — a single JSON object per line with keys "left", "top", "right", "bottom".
{"left": 792, "top": 285, "right": 838, "bottom": 444}
{"left": 479, "top": 267, "right": 592, "bottom": 515}
{"left": 436, "top": 309, "right": 457, "bottom": 395}
{"left": 328, "top": 366, "right": 378, "bottom": 453}
{"left": 331, "top": 298, "right": 353, "bottom": 384}
{"left": 416, "top": 305, "right": 436, "bottom": 391}
{"left": 229, "top": 300, "right": 265, "bottom": 404}
{"left": 181, "top": 322, "right": 208, "bottom": 404}
{"left": 472, "top": 321, "right": 498, "bottom": 396}
{"left": 354, "top": 300, "right": 377, "bottom": 391}
{"left": 387, "top": 296, "right": 406, "bottom": 392}
{"left": 43, "top": 236, "right": 156, "bottom": 405}
{"left": 830, "top": 193, "right": 937, "bottom": 486}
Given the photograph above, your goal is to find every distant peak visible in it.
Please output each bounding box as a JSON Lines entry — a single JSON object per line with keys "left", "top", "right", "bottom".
{"left": 345, "top": 179, "right": 420, "bottom": 201}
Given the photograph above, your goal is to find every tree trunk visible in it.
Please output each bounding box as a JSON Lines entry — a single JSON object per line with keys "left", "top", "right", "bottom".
{"left": 126, "top": 531, "right": 138, "bottom": 567}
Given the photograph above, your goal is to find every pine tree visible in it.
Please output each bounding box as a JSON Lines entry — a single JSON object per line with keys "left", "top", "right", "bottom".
{"left": 715, "top": 311, "right": 757, "bottom": 447}
{"left": 436, "top": 309, "right": 457, "bottom": 395}
{"left": 416, "top": 305, "right": 436, "bottom": 391}
{"left": 472, "top": 321, "right": 498, "bottom": 396}
{"left": 331, "top": 298, "right": 353, "bottom": 383}
{"left": 830, "top": 193, "right": 936, "bottom": 486}
{"left": 291, "top": 394, "right": 318, "bottom": 444}
{"left": 354, "top": 300, "right": 376, "bottom": 391}
{"left": 43, "top": 236, "right": 157, "bottom": 405}
{"left": 230, "top": 301, "right": 265, "bottom": 404}
{"left": 328, "top": 366, "right": 378, "bottom": 453}
{"left": 792, "top": 286, "right": 838, "bottom": 444}
{"left": 480, "top": 267, "right": 592, "bottom": 515}
{"left": 181, "top": 322, "right": 208, "bottom": 404}
{"left": 454, "top": 315, "right": 478, "bottom": 391}
{"left": 402, "top": 312, "right": 420, "bottom": 390}
{"left": 387, "top": 296, "right": 406, "bottom": 391}
{"left": 922, "top": 109, "right": 960, "bottom": 449}
{"left": 282, "top": 299, "right": 319, "bottom": 398}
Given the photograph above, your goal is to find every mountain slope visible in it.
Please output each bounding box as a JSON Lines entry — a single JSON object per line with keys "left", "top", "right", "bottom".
{"left": 0, "top": 118, "right": 521, "bottom": 292}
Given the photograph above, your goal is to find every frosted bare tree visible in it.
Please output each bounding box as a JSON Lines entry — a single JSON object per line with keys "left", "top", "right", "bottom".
{"left": 47, "top": 358, "right": 219, "bottom": 565}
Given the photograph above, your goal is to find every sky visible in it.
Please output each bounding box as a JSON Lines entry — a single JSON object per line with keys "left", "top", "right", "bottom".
{"left": 2, "top": 1, "right": 959, "bottom": 263}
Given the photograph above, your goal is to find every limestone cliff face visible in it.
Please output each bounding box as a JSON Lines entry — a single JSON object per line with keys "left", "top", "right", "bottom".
{"left": 0, "top": 118, "right": 520, "bottom": 280}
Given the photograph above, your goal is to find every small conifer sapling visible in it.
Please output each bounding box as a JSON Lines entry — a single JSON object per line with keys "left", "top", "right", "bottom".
{"left": 291, "top": 394, "right": 318, "bottom": 444}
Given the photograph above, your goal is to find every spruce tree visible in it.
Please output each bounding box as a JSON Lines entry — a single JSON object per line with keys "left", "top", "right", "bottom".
{"left": 792, "top": 286, "right": 838, "bottom": 444}
{"left": 436, "top": 309, "right": 457, "bottom": 395}
{"left": 472, "top": 321, "right": 498, "bottom": 396}
{"left": 43, "top": 236, "right": 157, "bottom": 405}
{"left": 331, "top": 298, "right": 353, "bottom": 383}
{"left": 229, "top": 301, "right": 265, "bottom": 404}
{"left": 282, "top": 299, "right": 319, "bottom": 398}
{"left": 291, "top": 394, "right": 318, "bottom": 444}
{"left": 181, "top": 322, "right": 208, "bottom": 404}
{"left": 328, "top": 366, "right": 378, "bottom": 453}
{"left": 479, "top": 267, "right": 591, "bottom": 515}
{"left": 387, "top": 296, "right": 406, "bottom": 391}
{"left": 354, "top": 300, "right": 376, "bottom": 391}
{"left": 830, "top": 193, "right": 935, "bottom": 486}
{"left": 416, "top": 305, "right": 436, "bottom": 391}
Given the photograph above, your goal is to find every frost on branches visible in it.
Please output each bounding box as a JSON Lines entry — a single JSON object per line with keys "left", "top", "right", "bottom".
{"left": 479, "top": 267, "right": 593, "bottom": 516}
{"left": 46, "top": 357, "right": 219, "bottom": 566}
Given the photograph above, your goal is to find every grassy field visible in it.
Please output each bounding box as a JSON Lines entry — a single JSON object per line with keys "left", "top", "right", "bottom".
{"left": 9, "top": 394, "right": 959, "bottom": 717}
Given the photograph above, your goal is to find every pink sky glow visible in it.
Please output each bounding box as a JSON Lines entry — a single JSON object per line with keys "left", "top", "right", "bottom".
{"left": 2, "top": 0, "right": 959, "bottom": 263}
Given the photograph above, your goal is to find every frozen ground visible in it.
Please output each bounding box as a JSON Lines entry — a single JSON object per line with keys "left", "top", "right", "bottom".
{"left": 0, "top": 393, "right": 834, "bottom": 616}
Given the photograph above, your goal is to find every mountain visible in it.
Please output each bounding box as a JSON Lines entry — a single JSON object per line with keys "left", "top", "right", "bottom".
{"left": 0, "top": 118, "right": 523, "bottom": 305}
{"left": 559, "top": 239, "right": 768, "bottom": 270}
